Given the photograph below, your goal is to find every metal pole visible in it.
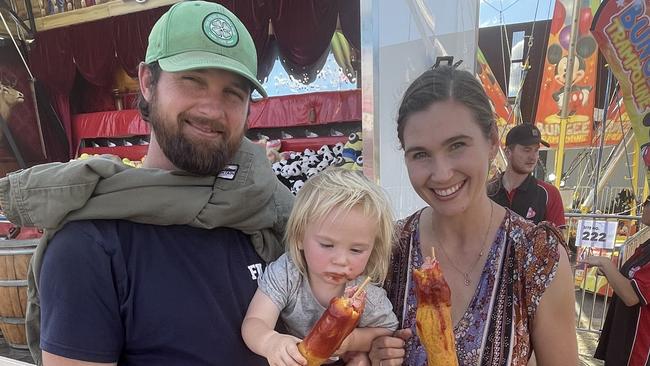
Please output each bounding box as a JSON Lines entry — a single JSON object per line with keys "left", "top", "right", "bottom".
{"left": 565, "top": 212, "right": 641, "bottom": 220}
{"left": 632, "top": 140, "right": 640, "bottom": 216}
{"left": 593, "top": 70, "right": 614, "bottom": 213}
{"left": 0, "top": 115, "right": 26, "bottom": 168}
{"left": 554, "top": 0, "right": 581, "bottom": 188}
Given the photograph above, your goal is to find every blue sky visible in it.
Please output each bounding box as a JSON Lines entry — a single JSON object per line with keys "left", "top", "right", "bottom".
{"left": 479, "top": 0, "right": 555, "bottom": 27}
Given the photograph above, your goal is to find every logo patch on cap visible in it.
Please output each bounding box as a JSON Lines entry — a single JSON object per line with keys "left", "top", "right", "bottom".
{"left": 203, "top": 12, "right": 239, "bottom": 47}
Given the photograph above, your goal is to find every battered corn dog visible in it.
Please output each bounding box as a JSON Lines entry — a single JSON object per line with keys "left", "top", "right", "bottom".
{"left": 297, "top": 282, "right": 368, "bottom": 366}
{"left": 413, "top": 256, "right": 459, "bottom": 366}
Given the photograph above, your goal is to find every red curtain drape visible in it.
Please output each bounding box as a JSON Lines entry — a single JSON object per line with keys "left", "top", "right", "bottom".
{"left": 30, "top": 28, "right": 76, "bottom": 95}
{"left": 339, "top": 0, "right": 360, "bottom": 50}
{"left": 113, "top": 6, "right": 170, "bottom": 78}
{"left": 32, "top": 1, "right": 359, "bottom": 90}
{"left": 270, "top": 0, "right": 339, "bottom": 67}
{"left": 31, "top": 0, "right": 357, "bottom": 94}
{"left": 29, "top": 0, "right": 360, "bottom": 155}
{"left": 29, "top": 28, "right": 77, "bottom": 156}
{"left": 51, "top": 93, "right": 73, "bottom": 156}
{"left": 227, "top": 0, "right": 271, "bottom": 64}
{"left": 258, "top": 37, "right": 279, "bottom": 85}
{"left": 71, "top": 19, "right": 116, "bottom": 87}
{"left": 70, "top": 73, "right": 116, "bottom": 114}
{"left": 279, "top": 43, "right": 329, "bottom": 84}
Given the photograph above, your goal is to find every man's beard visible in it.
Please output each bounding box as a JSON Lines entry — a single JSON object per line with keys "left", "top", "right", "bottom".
{"left": 148, "top": 101, "right": 245, "bottom": 176}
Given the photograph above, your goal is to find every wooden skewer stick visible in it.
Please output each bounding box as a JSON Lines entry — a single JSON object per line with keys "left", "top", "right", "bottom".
{"left": 352, "top": 276, "right": 371, "bottom": 300}
{"left": 431, "top": 247, "right": 436, "bottom": 260}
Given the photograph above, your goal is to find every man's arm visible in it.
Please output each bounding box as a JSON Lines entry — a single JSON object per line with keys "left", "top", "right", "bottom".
{"left": 40, "top": 223, "right": 123, "bottom": 364}
{"left": 43, "top": 352, "right": 117, "bottom": 366}
{"left": 581, "top": 256, "right": 644, "bottom": 306}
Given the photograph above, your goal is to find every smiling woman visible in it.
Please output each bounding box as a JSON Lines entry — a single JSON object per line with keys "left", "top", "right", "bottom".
{"left": 368, "top": 65, "right": 578, "bottom": 366}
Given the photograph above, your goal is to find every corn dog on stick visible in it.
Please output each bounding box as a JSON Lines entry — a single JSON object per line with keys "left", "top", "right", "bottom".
{"left": 413, "top": 256, "right": 459, "bottom": 366}
{"left": 297, "top": 279, "right": 369, "bottom": 366}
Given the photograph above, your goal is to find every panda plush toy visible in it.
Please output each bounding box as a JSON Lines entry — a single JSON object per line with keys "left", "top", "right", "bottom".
{"left": 271, "top": 142, "right": 349, "bottom": 193}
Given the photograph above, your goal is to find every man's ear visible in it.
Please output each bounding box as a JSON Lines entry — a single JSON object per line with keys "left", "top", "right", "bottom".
{"left": 138, "top": 62, "right": 154, "bottom": 102}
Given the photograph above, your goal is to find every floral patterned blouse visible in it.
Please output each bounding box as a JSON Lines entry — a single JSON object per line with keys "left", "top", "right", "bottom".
{"left": 384, "top": 208, "right": 565, "bottom": 366}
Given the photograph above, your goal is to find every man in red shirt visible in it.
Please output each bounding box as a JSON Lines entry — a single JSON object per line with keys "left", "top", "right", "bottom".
{"left": 489, "top": 123, "right": 566, "bottom": 228}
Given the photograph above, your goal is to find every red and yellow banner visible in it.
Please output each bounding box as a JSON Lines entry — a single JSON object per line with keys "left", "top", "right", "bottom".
{"left": 476, "top": 48, "right": 514, "bottom": 145}
{"left": 592, "top": 0, "right": 650, "bottom": 184}
{"left": 603, "top": 91, "right": 631, "bottom": 146}
{"left": 535, "top": 0, "right": 600, "bottom": 147}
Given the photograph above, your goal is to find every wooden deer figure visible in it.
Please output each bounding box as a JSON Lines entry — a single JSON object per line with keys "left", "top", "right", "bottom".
{"left": 0, "top": 72, "right": 25, "bottom": 142}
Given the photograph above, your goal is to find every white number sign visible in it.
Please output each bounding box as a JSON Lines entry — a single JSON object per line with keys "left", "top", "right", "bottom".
{"left": 575, "top": 219, "right": 617, "bottom": 249}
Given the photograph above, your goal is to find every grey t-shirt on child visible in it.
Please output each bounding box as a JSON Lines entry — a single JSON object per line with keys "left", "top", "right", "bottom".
{"left": 258, "top": 253, "right": 399, "bottom": 339}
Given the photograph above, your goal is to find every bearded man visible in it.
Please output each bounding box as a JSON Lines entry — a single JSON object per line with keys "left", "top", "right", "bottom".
{"left": 0, "top": 2, "right": 293, "bottom": 365}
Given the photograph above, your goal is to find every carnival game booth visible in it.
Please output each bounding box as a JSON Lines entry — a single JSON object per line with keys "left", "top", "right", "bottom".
{"left": 15, "top": 0, "right": 360, "bottom": 155}
{"left": 1, "top": 0, "right": 362, "bottom": 170}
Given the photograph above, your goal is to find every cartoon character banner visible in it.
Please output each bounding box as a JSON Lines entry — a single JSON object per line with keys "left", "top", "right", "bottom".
{"left": 591, "top": 0, "right": 650, "bottom": 187}
{"left": 476, "top": 48, "right": 514, "bottom": 145}
{"left": 535, "top": 0, "right": 600, "bottom": 147}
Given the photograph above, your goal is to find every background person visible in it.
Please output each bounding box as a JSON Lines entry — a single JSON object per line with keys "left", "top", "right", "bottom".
{"left": 582, "top": 195, "right": 650, "bottom": 366}
{"left": 0, "top": 2, "right": 293, "bottom": 365}
{"left": 488, "top": 123, "right": 566, "bottom": 229}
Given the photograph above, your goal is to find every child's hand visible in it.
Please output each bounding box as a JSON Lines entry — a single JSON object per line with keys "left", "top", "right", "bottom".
{"left": 263, "top": 333, "right": 307, "bottom": 366}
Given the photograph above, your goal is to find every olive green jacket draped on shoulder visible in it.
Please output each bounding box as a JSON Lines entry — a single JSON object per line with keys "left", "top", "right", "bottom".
{"left": 0, "top": 138, "right": 294, "bottom": 365}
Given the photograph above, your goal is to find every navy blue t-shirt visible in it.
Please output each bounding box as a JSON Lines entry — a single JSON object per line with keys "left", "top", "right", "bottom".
{"left": 39, "top": 220, "right": 268, "bottom": 365}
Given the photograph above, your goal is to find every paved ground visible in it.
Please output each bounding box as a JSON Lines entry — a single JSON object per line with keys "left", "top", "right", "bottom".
{"left": 575, "top": 289, "right": 607, "bottom": 366}
{"left": 578, "top": 330, "right": 604, "bottom": 366}
{"left": 0, "top": 337, "right": 32, "bottom": 364}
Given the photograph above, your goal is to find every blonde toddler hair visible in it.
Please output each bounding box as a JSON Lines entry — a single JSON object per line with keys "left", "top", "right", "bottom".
{"left": 285, "top": 167, "right": 394, "bottom": 284}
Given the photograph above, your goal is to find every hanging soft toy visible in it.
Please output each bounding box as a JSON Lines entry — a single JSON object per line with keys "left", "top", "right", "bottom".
{"left": 338, "top": 157, "right": 362, "bottom": 171}
{"left": 340, "top": 132, "right": 363, "bottom": 170}
{"left": 353, "top": 156, "right": 363, "bottom": 171}
{"left": 342, "top": 132, "right": 362, "bottom": 162}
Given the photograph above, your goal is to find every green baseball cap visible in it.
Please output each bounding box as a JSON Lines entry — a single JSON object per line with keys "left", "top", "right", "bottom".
{"left": 145, "top": 1, "right": 267, "bottom": 97}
